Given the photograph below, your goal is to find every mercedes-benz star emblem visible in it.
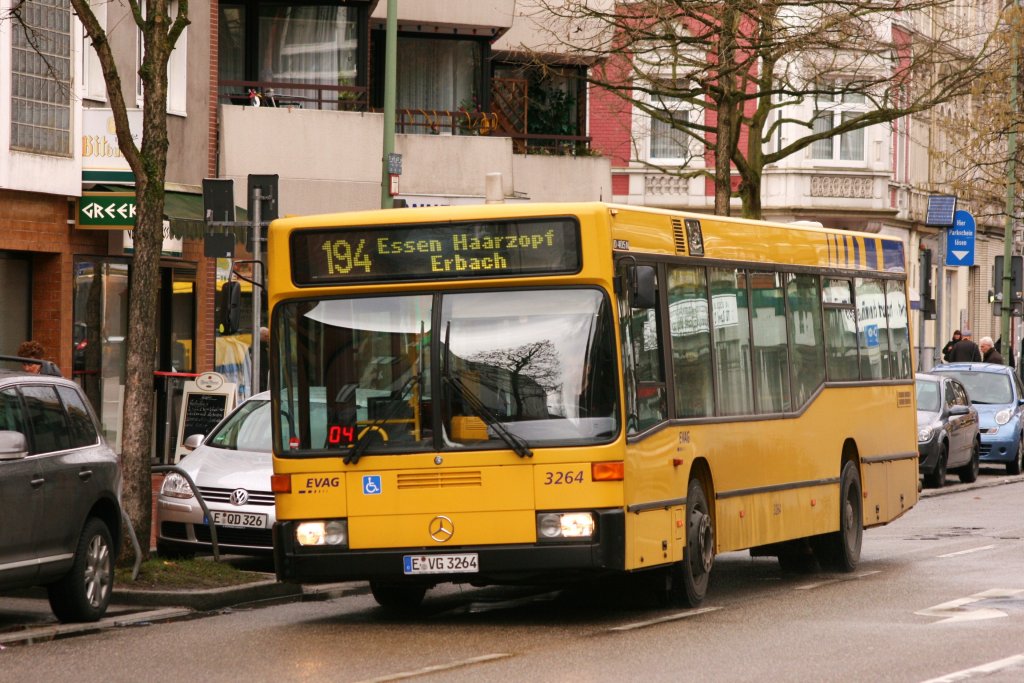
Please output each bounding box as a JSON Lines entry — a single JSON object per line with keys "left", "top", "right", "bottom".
{"left": 229, "top": 489, "right": 249, "bottom": 506}
{"left": 429, "top": 515, "right": 454, "bottom": 543}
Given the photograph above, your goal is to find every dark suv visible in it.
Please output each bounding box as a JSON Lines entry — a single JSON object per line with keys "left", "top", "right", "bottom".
{"left": 0, "top": 357, "right": 122, "bottom": 622}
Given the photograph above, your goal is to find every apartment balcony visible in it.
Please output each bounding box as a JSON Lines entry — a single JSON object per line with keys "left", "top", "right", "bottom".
{"left": 218, "top": 104, "right": 609, "bottom": 216}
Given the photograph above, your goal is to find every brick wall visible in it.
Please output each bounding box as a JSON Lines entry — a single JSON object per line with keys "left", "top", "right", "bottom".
{"left": 0, "top": 189, "right": 107, "bottom": 374}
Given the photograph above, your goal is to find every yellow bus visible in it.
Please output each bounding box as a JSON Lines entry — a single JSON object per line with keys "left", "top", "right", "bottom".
{"left": 267, "top": 202, "right": 918, "bottom": 609}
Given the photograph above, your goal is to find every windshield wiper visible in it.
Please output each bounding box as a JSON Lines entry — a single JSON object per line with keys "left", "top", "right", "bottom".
{"left": 345, "top": 372, "right": 419, "bottom": 465}
{"left": 443, "top": 373, "right": 533, "bottom": 458}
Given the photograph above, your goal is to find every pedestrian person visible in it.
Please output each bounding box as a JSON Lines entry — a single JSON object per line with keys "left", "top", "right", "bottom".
{"left": 980, "top": 336, "right": 1004, "bottom": 365}
{"left": 949, "top": 330, "right": 982, "bottom": 363}
{"left": 941, "top": 329, "right": 962, "bottom": 362}
{"left": 16, "top": 340, "right": 46, "bottom": 373}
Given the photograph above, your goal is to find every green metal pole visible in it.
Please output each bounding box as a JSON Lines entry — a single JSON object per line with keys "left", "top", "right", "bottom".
{"left": 380, "top": 0, "right": 398, "bottom": 209}
{"left": 1000, "top": 21, "right": 1019, "bottom": 364}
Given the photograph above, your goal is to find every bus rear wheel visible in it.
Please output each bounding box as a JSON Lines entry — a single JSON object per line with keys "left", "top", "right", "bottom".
{"left": 812, "top": 461, "right": 862, "bottom": 572}
{"left": 370, "top": 581, "right": 427, "bottom": 612}
{"left": 677, "top": 478, "right": 713, "bottom": 607}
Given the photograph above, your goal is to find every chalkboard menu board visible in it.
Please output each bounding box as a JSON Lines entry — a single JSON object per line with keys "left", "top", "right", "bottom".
{"left": 181, "top": 392, "right": 228, "bottom": 442}
{"left": 173, "top": 374, "right": 237, "bottom": 462}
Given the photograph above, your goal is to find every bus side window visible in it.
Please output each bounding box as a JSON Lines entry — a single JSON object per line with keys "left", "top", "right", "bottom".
{"left": 786, "top": 273, "right": 825, "bottom": 406}
{"left": 885, "top": 280, "right": 912, "bottom": 379}
{"left": 668, "top": 265, "right": 713, "bottom": 418}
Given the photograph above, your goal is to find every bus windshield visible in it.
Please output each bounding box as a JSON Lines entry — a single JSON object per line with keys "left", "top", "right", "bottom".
{"left": 274, "top": 288, "right": 619, "bottom": 457}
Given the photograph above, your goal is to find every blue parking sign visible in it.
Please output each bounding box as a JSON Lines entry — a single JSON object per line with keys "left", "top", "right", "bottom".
{"left": 947, "top": 210, "right": 975, "bottom": 267}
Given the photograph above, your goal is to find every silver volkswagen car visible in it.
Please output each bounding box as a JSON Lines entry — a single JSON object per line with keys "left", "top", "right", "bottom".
{"left": 156, "top": 392, "right": 275, "bottom": 556}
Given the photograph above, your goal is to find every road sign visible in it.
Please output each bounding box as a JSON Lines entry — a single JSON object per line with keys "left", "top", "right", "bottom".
{"left": 78, "top": 192, "right": 136, "bottom": 227}
{"left": 946, "top": 209, "right": 975, "bottom": 266}
{"left": 925, "top": 194, "right": 957, "bottom": 227}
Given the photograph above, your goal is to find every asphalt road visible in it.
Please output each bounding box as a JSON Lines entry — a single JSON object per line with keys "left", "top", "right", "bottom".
{"left": 2, "top": 469, "right": 1024, "bottom": 682}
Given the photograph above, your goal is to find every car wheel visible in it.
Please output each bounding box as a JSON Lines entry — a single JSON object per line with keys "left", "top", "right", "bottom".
{"left": 47, "top": 517, "right": 113, "bottom": 623}
{"left": 958, "top": 439, "right": 980, "bottom": 483}
{"left": 812, "top": 461, "right": 863, "bottom": 572}
{"left": 370, "top": 581, "right": 427, "bottom": 612}
{"left": 1008, "top": 435, "right": 1024, "bottom": 476}
{"left": 923, "top": 443, "right": 947, "bottom": 489}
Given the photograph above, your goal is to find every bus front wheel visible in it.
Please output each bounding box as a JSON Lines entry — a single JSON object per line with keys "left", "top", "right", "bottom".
{"left": 677, "top": 477, "right": 714, "bottom": 607}
{"left": 812, "top": 461, "right": 863, "bottom": 572}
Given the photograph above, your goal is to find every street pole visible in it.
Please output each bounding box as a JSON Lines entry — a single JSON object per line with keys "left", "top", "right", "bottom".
{"left": 380, "top": 0, "right": 398, "bottom": 209}
{"left": 1001, "top": 13, "right": 1019, "bottom": 365}
{"left": 251, "top": 187, "right": 262, "bottom": 395}
{"left": 934, "top": 229, "right": 945, "bottom": 370}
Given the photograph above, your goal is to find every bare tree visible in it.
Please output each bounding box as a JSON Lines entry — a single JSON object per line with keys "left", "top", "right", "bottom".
{"left": 938, "top": 4, "right": 1023, "bottom": 224}
{"left": 522, "top": 0, "right": 998, "bottom": 218}
{"left": 8, "top": 0, "right": 190, "bottom": 561}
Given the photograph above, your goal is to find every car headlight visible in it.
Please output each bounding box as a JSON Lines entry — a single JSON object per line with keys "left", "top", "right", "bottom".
{"left": 995, "top": 409, "right": 1013, "bottom": 426}
{"left": 537, "top": 512, "right": 595, "bottom": 540}
{"left": 160, "top": 472, "right": 195, "bottom": 499}
{"left": 918, "top": 426, "right": 936, "bottom": 443}
{"left": 295, "top": 520, "right": 348, "bottom": 547}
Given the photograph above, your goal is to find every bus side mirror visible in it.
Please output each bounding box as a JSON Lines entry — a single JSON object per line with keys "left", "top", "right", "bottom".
{"left": 629, "top": 265, "right": 657, "bottom": 309}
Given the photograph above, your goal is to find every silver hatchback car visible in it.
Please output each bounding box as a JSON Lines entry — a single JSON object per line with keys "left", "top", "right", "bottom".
{"left": 156, "top": 392, "right": 275, "bottom": 556}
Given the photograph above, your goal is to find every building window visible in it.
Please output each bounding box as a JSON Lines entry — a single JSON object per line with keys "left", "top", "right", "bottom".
{"left": 650, "top": 101, "right": 689, "bottom": 159}
{"left": 811, "top": 89, "right": 866, "bottom": 162}
{"left": 11, "top": 0, "right": 72, "bottom": 156}
{"left": 643, "top": 81, "right": 698, "bottom": 163}
{"left": 220, "top": 1, "right": 365, "bottom": 110}
{"left": 80, "top": 0, "right": 107, "bottom": 101}
{"left": 396, "top": 36, "right": 482, "bottom": 113}
{"left": 137, "top": 1, "right": 188, "bottom": 114}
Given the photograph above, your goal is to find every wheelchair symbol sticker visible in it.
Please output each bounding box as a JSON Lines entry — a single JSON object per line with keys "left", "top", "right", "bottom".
{"left": 363, "top": 475, "right": 382, "bottom": 495}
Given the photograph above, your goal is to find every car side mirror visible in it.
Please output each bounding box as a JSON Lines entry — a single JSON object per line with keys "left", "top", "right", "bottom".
{"left": 949, "top": 405, "right": 969, "bottom": 416}
{"left": 0, "top": 430, "right": 29, "bottom": 460}
{"left": 183, "top": 433, "right": 204, "bottom": 451}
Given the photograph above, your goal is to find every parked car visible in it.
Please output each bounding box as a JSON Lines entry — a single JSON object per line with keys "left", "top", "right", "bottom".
{"left": 157, "top": 392, "right": 276, "bottom": 556}
{"left": 915, "top": 372, "right": 981, "bottom": 488}
{"left": 931, "top": 362, "right": 1024, "bottom": 475}
{"left": 0, "top": 356, "right": 122, "bottom": 622}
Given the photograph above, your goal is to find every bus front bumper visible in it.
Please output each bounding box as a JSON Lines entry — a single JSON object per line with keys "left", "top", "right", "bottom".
{"left": 273, "top": 509, "right": 625, "bottom": 585}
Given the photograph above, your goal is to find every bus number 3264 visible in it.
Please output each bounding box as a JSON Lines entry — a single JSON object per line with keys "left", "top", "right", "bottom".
{"left": 544, "top": 470, "right": 584, "bottom": 485}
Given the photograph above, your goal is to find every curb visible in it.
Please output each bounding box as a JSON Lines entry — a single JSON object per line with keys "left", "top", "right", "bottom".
{"left": 112, "top": 579, "right": 369, "bottom": 612}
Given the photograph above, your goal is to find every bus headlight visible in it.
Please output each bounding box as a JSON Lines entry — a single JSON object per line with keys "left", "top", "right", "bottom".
{"left": 160, "top": 473, "right": 194, "bottom": 499}
{"left": 295, "top": 520, "right": 348, "bottom": 547}
{"left": 537, "top": 512, "right": 595, "bottom": 540}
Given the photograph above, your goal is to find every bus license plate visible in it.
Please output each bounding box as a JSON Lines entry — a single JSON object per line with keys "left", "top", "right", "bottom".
{"left": 205, "top": 511, "right": 268, "bottom": 529}
{"left": 403, "top": 553, "right": 479, "bottom": 575}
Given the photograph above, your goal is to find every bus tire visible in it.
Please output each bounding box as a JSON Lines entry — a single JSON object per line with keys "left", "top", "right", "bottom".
{"left": 679, "top": 477, "right": 714, "bottom": 607}
{"left": 370, "top": 581, "right": 427, "bottom": 612}
{"left": 813, "top": 461, "right": 862, "bottom": 572}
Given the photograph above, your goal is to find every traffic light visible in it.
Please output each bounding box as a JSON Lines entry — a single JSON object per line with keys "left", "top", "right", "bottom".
{"left": 920, "top": 248, "right": 935, "bottom": 320}
{"left": 992, "top": 255, "right": 1024, "bottom": 303}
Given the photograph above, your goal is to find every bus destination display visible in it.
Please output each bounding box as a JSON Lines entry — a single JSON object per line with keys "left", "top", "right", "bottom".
{"left": 290, "top": 218, "right": 581, "bottom": 285}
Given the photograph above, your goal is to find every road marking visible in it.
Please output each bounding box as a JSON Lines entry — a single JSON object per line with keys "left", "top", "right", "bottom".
{"left": 608, "top": 606, "right": 721, "bottom": 631}
{"left": 794, "top": 570, "right": 881, "bottom": 590}
{"left": 920, "top": 653, "right": 1024, "bottom": 682}
{"left": 937, "top": 544, "right": 996, "bottom": 558}
{"left": 354, "top": 653, "right": 512, "bottom": 682}
{"left": 916, "top": 588, "right": 1024, "bottom": 624}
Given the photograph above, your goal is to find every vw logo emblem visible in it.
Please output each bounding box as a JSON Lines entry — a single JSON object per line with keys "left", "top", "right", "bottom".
{"left": 428, "top": 515, "right": 454, "bottom": 543}
{"left": 229, "top": 489, "right": 249, "bottom": 506}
